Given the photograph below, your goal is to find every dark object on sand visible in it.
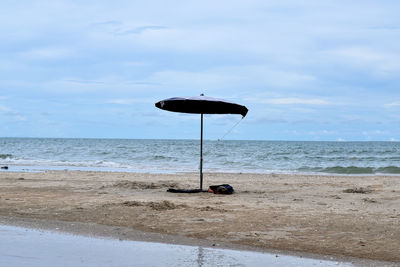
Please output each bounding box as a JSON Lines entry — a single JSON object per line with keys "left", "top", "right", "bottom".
{"left": 208, "top": 184, "right": 234, "bottom": 194}
{"left": 343, "top": 187, "right": 372, "bottom": 194}
{"left": 1, "top": 166, "right": 8, "bottom": 170}
{"left": 155, "top": 94, "right": 248, "bottom": 191}
{"left": 167, "top": 188, "right": 206, "bottom": 193}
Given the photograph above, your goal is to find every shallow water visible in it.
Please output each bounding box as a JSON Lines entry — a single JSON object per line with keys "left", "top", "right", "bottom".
{"left": 1, "top": 138, "right": 399, "bottom": 174}
{"left": 0, "top": 225, "right": 353, "bottom": 267}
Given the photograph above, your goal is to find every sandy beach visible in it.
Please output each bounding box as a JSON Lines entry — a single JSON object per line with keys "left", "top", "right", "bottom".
{"left": 0, "top": 170, "right": 399, "bottom": 263}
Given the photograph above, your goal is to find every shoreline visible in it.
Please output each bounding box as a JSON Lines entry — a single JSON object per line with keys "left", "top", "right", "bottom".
{"left": 2, "top": 165, "right": 400, "bottom": 177}
{"left": 1, "top": 170, "right": 399, "bottom": 264}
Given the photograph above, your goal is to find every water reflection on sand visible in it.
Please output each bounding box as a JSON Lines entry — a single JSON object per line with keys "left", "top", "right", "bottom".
{"left": 0, "top": 225, "right": 353, "bottom": 267}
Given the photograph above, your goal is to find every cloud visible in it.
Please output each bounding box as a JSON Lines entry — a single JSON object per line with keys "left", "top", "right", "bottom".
{"left": 326, "top": 47, "right": 382, "bottom": 62}
{"left": 40, "top": 112, "right": 52, "bottom": 116}
{"left": 148, "top": 70, "right": 240, "bottom": 91}
{"left": 146, "top": 66, "right": 317, "bottom": 96}
{"left": 319, "top": 47, "right": 400, "bottom": 76}
{"left": 362, "top": 130, "right": 387, "bottom": 136}
{"left": 0, "top": 105, "right": 12, "bottom": 113}
{"left": 0, "top": 105, "right": 26, "bottom": 121}
{"left": 369, "top": 26, "right": 400, "bottom": 31}
{"left": 90, "top": 19, "right": 168, "bottom": 39}
{"left": 253, "top": 98, "right": 329, "bottom": 105}
{"left": 384, "top": 102, "right": 400, "bottom": 107}
{"left": 107, "top": 99, "right": 136, "bottom": 105}
{"left": 20, "top": 47, "right": 76, "bottom": 60}
{"left": 106, "top": 98, "right": 155, "bottom": 105}
{"left": 308, "top": 130, "right": 337, "bottom": 135}
{"left": 0, "top": 105, "right": 19, "bottom": 115}
{"left": 64, "top": 79, "right": 105, "bottom": 85}
{"left": 115, "top": 25, "right": 168, "bottom": 35}
{"left": 91, "top": 20, "right": 122, "bottom": 26}
{"left": 39, "top": 77, "right": 156, "bottom": 94}
{"left": 247, "top": 117, "right": 288, "bottom": 124}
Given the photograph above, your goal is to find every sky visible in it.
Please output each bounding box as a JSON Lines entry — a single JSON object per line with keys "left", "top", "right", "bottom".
{"left": 0, "top": 0, "right": 399, "bottom": 141}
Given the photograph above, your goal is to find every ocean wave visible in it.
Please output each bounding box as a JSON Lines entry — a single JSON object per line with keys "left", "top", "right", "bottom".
{"left": 375, "top": 166, "right": 400, "bottom": 174}
{"left": 298, "top": 166, "right": 400, "bottom": 174}
{"left": 1, "top": 138, "right": 400, "bottom": 175}
{"left": 0, "top": 154, "right": 13, "bottom": 159}
{"left": 0, "top": 158, "right": 132, "bottom": 169}
{"left": 321, "top": 166, "right": 374, "bottom": 174}
{"left": 152, "top": 155, "right": 177, "bottom": 161}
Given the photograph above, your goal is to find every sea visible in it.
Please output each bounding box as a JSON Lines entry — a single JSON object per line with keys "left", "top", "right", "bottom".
{"left": 1, "top": 138, "right": 400, "bottom": 175}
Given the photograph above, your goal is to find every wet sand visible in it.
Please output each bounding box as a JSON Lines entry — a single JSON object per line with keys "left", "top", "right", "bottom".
{"left": 0, "top": 171, "right": 399, "bottom": 264}
{"left": 0, "top": 224, "right": 355, "bottom": 266}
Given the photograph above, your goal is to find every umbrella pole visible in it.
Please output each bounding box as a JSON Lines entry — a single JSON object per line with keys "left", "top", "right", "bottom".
{"left": 200, "top": 113, "right": 203, "bottom": 190}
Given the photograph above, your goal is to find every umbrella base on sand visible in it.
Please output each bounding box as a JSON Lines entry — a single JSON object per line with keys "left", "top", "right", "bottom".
{"left": 167, "top": 188, "right": 208, "bottom": 193}
{"left": 167, "top": 184, "right": 234, "bottom": 194}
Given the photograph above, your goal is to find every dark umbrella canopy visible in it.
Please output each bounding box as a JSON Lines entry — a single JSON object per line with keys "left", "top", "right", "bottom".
{"left": 155, "top": 95, "right": 248, "bottom": 117}
{"left": 155, "top": 94, "right": 248, "bottom": 191}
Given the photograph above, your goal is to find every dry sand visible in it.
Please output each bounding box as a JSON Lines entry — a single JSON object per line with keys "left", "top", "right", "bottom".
{"left": 0, "top": 170, "right": 399, "bottom": 263}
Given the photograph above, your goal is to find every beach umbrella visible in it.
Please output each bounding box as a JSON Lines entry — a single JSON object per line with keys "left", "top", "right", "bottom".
{"left": 155, "top": 94, "right": 248, "bottom": 191}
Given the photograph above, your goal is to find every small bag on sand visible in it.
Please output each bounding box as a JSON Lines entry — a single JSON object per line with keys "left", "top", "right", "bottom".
{"left": 208, "top": 184, "right": 234, "bottom": 194}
